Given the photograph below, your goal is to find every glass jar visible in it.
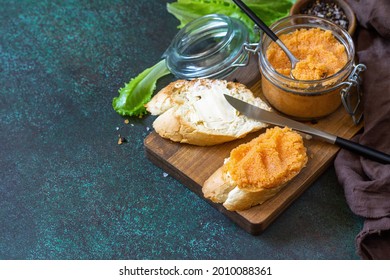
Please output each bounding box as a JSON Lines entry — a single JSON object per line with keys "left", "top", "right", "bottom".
{"left": 164, "top": 14, "right": 251, "bottom": 79}
{"left": 258, "top": 15, "right": 365, "bottom": 123}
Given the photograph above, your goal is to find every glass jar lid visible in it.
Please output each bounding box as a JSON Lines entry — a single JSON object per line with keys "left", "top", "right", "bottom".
{"left": 164, "top": 14, "right": 249, "bottom": 79}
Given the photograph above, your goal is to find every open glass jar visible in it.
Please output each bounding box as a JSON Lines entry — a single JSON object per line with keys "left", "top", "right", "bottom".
{"left": 258, "top": 15, "right": 365, "bottom": 123}
{"left": 164, "top": 14, "right": 365, "bottom": 124}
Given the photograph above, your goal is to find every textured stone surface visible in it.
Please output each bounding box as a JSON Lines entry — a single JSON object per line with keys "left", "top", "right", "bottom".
{"left": 0, "top": 0, "right": 363, "bottom": 259}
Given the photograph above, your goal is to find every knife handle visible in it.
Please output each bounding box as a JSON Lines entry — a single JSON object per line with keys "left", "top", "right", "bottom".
{"left": 335, "top": 137, "right": 390, "bottom": 164}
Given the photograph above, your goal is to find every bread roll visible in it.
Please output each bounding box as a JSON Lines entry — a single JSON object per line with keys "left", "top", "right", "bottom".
{"left": 145, "top": 79, "right": 270, "bottom": 146}
{"left": 203, "top": 126, "right": 308, "bottom": 211}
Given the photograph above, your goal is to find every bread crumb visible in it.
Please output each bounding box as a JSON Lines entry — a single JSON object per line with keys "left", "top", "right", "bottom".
{"left": 117, "top": 135, "right": 127, "bottom": 145}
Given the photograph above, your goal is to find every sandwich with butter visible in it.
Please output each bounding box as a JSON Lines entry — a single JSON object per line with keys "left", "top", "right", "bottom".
{"left": 145, "top": 79, "right": 270, "bottom": 146}
{"left": 203, "top": 126, "right": 308, "bottom": 211}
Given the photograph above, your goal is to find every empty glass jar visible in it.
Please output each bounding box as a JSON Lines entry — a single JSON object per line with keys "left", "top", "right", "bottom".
{"left": 164, "top": 14, "right": 252, "bottom": 79}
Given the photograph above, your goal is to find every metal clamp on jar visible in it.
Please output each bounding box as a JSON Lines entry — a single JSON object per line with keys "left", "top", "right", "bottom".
{"left": 340, "top": 63, "right": 366, "bottom": 124}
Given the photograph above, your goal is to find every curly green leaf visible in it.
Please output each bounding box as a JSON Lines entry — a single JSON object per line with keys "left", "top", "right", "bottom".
{"left": 112, "top": 60, "right": 170, "bottom": 117}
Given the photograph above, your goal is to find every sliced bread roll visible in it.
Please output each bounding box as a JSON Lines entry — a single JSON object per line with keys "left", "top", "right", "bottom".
{"left": 203, "top": 126, "right": 308, "bottom": 211}
{"left": 145, "top": 79, "right": 270, "bottom": 146}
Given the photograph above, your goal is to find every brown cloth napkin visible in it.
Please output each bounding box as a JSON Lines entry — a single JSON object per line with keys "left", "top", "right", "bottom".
{"left": 335, "top": 0, "right": 390, "bottom": 259}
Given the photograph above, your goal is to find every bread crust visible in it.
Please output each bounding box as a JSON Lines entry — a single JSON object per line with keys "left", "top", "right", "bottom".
{"left": 145, "top": 80, "right": 187, "bottom": 115}
{"left": 203, "top": 167, "right": 235, "bottom": 203}
{"left": 203, "top": 167, "right": 286, "bottom": 211}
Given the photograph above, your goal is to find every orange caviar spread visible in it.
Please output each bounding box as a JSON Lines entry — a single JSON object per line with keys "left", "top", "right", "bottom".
{"left": 266, "top": 28, "right": 347, "bottom": 80}
{"left": 223, "top": 126, "right": 308, "bottom": 192}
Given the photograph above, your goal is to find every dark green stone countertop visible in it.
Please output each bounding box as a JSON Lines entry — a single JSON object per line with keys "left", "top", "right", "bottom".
{"left": 1, "top": 0, "right": 363, "bottom": 259}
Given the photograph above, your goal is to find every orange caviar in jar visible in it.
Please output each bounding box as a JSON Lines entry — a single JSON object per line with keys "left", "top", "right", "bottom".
{"left": 258, "top": 16, "right": 356, "bottom": 120}
{"left": 267, "top": 28, "right": 347, "bottom": 81}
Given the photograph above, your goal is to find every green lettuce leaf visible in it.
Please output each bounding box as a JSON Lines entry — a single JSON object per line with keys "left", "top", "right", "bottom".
{"left": 112, "top": 59, "right": 170, "bottom": 116}
{"left": 167, "top": 0, "right": 296, "bottom": 41}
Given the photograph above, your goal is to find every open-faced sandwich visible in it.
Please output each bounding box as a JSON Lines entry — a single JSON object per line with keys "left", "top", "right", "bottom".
{"left": 203, "top": 126, "right": 308, "bottom": 211}
{"left": 145, "top": 78, "right": 271, "bottom": 146}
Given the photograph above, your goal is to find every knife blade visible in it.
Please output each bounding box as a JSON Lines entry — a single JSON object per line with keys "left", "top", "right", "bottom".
{"left": 224, "top": 94, "right": 390, "bottom": 164}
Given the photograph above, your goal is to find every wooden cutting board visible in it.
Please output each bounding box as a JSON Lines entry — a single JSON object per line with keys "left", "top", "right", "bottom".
{"left": 144, "top": 56, "right": 362, "bottom": 235}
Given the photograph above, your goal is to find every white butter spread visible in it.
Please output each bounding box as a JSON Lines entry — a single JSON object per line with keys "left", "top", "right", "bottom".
{"left": 191, "top": 88, "right": 237, "bottom": 129}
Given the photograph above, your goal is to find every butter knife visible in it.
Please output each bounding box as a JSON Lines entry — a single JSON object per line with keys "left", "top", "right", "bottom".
{"left": 224, "top": 94, "right": 390, "bottom": 164}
